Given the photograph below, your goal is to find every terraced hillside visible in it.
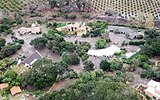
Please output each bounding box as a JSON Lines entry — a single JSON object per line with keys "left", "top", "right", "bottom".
{"left": 0, "top": 0, "right": 24, "bottom": 12}
{"left": 0, "top": 0, "right": 48, "bottom": 13}
{"left": 91, "top": 0, "right": 160, "bottom": 18}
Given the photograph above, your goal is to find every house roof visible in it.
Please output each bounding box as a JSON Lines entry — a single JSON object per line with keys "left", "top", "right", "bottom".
{"left": 147, "top": 80, "right": 158, "bottom": 88}
{"left": 10, "top": 86, "right": 22, "bottom": 96}
{"left": 19, "top": 51, "right": 42, "bottom": 65}
{"left": 145, "top": 80, "right": 160, "bottom": 98}
{"left": 88, "top": 45, "right": 120, "bottom": 57}
{"left": 0, "top": 83, "right": 9, "bottom": 90}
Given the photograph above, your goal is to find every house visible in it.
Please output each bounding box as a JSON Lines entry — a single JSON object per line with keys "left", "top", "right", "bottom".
{"left": 18, "top": 51, "right": 42, "bottom": 68}
{"left": 56, "top": 22, "right": 90, "bottom": 35}
{"left": 87, "top": 45, "right": 121, "bottom": 57}
{"left": 10, "top": 86, "right": 22, "bottom": 96}
{"left": 0, "top": 83, "right": 9, "bottom": 91}
{"left": 144, "top": 80, "right": 160, "bottom": 100}
{"left": 17, "top": 26, "right": 42, "bottom": 35}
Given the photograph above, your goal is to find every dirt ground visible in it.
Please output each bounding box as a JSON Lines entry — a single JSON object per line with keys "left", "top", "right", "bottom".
{"left": 3, "top": 27, "right": 61, "bottom": 61}
{"left": 47, "top": 79, "right": 76, "bottom": 94}
{"left": 130, "top": 68, "right": 149, "bottom": 88}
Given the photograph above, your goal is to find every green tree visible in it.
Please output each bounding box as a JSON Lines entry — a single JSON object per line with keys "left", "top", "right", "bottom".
{"left": 83, "top": 60, "right": 94, "bottom": 71}
{"left": 40, "top": 76, "right": 138, "bottom": 100}
{"left": 95, "top": 39, "right": 107, "bottom": 49}
{"left": 0, "top": 37, "right": 6, "bottom": 49}
{"left": 62, "top": 52, "right": 80, "bottom": 65}
{"left": 30, "top": 37, "right": 48, "bottom": 49}
{"left": 48, "top": 0, "right": 57, "bottom": 8}
{"left": 100, "top": 60, "right": 110, "bottom": 71}
{"left": 0, "top": 43, "right": 21, "bottom": 59}
{"left": 24, "top": 58, "right": 68, "bottom": 89}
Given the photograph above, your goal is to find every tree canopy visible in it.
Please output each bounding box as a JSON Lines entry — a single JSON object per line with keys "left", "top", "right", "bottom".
{"left": 40, "top": 71, "right": 138, "bottom": 100}
{"left": 30, "top": 37, "right": 48, "bottom": 49}
{"left": 24, "top": 58, "right": 68, "bottom": 89}
{"left": 95, "top": 39, "right": 107, "bottom": 49}
{"left": 141, "top": 30, "right": 160, "bottom": 57}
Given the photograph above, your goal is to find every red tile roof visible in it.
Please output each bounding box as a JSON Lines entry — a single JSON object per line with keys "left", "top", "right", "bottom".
{"left": 10, "top": 86, "right": 22, "bottom": 96}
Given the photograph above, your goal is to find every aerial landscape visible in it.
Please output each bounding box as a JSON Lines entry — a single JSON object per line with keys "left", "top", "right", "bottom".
{"left": 0, "top": 0, "right": 160, "bottom": 100}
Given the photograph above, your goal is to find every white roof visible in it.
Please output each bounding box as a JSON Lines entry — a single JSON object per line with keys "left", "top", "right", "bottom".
{"left": 87, "top": 45, "right": 120, "bottom": 57}
{"left": 125, "top": 52, "right": 136, "bottom": 58}
{"left": 145, "top": 87, "right": 160, "bottom": 98}
{"left": 145, "top": 80, "right": 160, "bottom": 98}
{"left": 147, "top": 80, "right": 158, "bottom": 88}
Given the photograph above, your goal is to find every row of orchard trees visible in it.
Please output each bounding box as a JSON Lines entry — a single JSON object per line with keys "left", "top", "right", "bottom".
{"left": 48, "top": 0, "right": 91, "bottom": 12}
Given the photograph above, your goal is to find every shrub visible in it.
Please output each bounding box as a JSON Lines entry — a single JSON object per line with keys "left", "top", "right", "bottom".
{"left": 95, "top": 39, "right": 107, "bottom": 49}
{"left": 69, "top": 14, "right": 77, "bottom": 19}
{"left": 100, "top": 60, "right": 110, "bottom": 71}
{"left": 82, "top": 14, "right": 90, "bottom": 19}
{"left": 62, "top": 52, "right": 80, "bottom": 65}
{"left": 129, "top": 41, "right": 145, "bottom": 46}
{"left": 83, "top": 60, "right": 94, "bottom": 71}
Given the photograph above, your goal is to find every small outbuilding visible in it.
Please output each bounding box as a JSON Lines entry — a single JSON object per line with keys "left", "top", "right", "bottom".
{"left": 0, "top": 83, "right": 9, "bottom": 91}
{"left": 10, "top": 86, "right": 22, "bottom": 96}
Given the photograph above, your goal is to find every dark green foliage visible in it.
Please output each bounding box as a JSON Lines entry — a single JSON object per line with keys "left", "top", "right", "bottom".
{"left": 44, "top": 32, "right": 76, "bottom": 55}
{"left": 128, "top": 41, "right": 145, "bottom": 46}
{"left": 0, "top": 70, "right": 24, "bottom": 87}
{"left": 14, "top": 39, "right": 24, "bottom": 44}
{"left": 0, "top": 16, "right": 22, "bottom": 34}
{"left": 110, "top": 60, "right": 123, "bottom": 71}
{"left": 83, "top": 60, "right": 94, "bottom": 71}
{"left": 30, "top": 37, "right": 48, "bottom": 49}
{"left": 0, "top": 37, "right": 6, "bottom": 49}
{"left": 81, "top": 14, "right": 90, "bottom": 19}
{"left": 100, "top": 60, "right": 111, "bottom": 71}
{"left": 68, "top": 14, "right": 77, "bottom": 19}
{"left": 24, "top": 58, "right": 68, "bottom": 89}
{"left": 0, "top": 43, "right": 21, "bottom": 59}
{"left": 142, "top": 40, "right": 160, "bottom": 57}
{"left": 40, "top": 71, "right": 138, "bottom": 100}
{"left": 62, "top": 52, "right": 80, "bottom": 65}
{"left": 141, "top": 30, "right": 160, "bottom": 57}
{"left": 88, "top": 21, "right": 108, "bottom": 37}
{"left": 48, "top": 0, "right": 57, "bottom": 9}
{"left": 0, "top": 18, "right": 11, "bottom": 33}
{"left": 76, "top": 42, "right": 91, "bottom": 61}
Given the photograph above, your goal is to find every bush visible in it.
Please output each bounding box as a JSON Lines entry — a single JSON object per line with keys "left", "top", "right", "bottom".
{"left": 15, "top": 39, "right": 24, "bottom": 44}
{"left": 81, "top": 14, "right": 90, "bottom": 19}
{"left": 95, "top": 39, "right": 107, "bottom": 49}
{"left": 0, "top": 37, "right": 6, "bottom": 49}
{"left": 100, "top": 60, "right": 110, "bottom": 71}
{"left": 62, "top": 52, "right": 80, "bottom": 65}
{"left": 69, "top": 14, "right": 77, "bottom": 19}
{"left": 83, "top": 60, "right": 94, "bottom": 71}
{"left": 129, "top": 41, "right": 145, "bottom": 46}
{"left": 140, "top": 70, "right": 148, "bottom": 78}
{"left": 30, "top": 37, "right": 48, "bottom": 49}
{"left": 0, "top": 43, "right": 22, "bottom": 59}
